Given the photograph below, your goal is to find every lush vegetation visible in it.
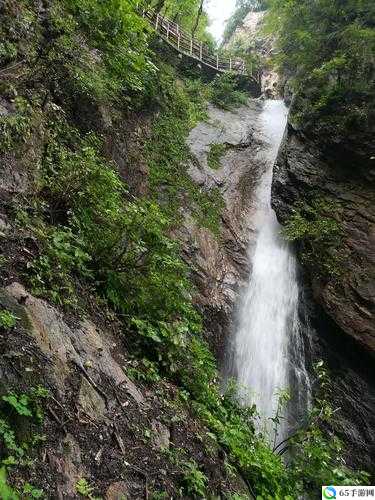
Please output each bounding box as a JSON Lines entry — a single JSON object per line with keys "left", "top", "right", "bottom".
{"left": 209, "top": 73, "right": 249, "bottom": 110}
{"left": 0, "top": 310, "right": 17, "bottom": 330}
{"left": 145, "top": 66, "right": 225, "bottom": 234}
{"left": 0, "top": 0, "right": 369, "bottom": 497}
{"left": 207, "top": 143, "right": 228, "bottom": 170}
{"left": 0, "top": 387, "right": 48, "bottom": 499}
{"left": 283, "top": 199, "right": 344, "bottom": 278}
{"left": 265, "top": 0, "right": 375, "bottom": 135}
{"left": 146, "top": 0, "right": 214, "bottom": 44}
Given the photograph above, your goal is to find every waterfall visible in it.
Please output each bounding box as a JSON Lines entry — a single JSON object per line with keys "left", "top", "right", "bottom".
{"left": 228, "top": 100, "right": 310, "bottom": 442}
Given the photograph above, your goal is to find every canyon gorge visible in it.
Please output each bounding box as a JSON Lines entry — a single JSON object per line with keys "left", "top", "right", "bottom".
{"left": 0, "top": 0, "right": 373, "bottom": 498}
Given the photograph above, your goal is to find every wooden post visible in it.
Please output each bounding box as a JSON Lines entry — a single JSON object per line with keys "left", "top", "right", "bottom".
{"left": 177, "top": 33, "right": 181, "bottom": 50}
{"left": 155, "top": 13, "right": 159, "bottom": 30}
{"left": 190, "top": 39, "right": 193, "bottom": 55}
{"left": 166, "top": 20, "right": 170, "bottom": 39}
{"left": 229, "top": 58, "right": 232, "bottom": 71}
{"left": 216, "top": 54, "right": 219, "bottom": 70}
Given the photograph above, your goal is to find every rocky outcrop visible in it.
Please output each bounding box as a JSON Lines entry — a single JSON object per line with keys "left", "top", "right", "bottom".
{"left": 179, "top": 100, "right": 273, "bottom": 356}
{"left": 273, "top": 123, "right": 375, "bottom": 354}
{"left": 272, "top": 120, "right": 375, "bottom": 471}
{"left": 0, "top": 282, "right": 249, "bottom": 497}
{"left": 224, "top": 10, "right": 280, "bottom": 98}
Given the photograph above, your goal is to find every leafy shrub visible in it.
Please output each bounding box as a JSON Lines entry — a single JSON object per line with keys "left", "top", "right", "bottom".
{"left": 28, "top": 227, "right": 92, "bottom": 307}
{"left": 126, "top": 358, "right": 161, "bottom": 385}
{"left": 0, "top": 97, "right": 34, "bottom": 153}
{"left": 21, "top": 483, "right": 44, "bottom": 499}
{"left": 0, "top": 1, "right": 38, "bottom": 70}
{"left": 207, "top": 143, "right": 228, "bottom": 170}
{"left": 208, "top": 73, "right": 248, "bottom": 110}
{"left": 75, "top": 478, "right": 100, "bottom": 499}
{"left": 47, "top": 0, "right": 156, "bottom": 108}
{"left": 0, "top": 387, "right": 49, "bottom": 467}
{"left": 180, "top": 460, "right": 208, "bottom": 497}
{"left": 0, "top": 467, "right": 18, "bottom": 500}
{"left": 0, "top": 467, "right": 43, "bottom": 500}
{"left": 265, "top": 0, "right": 375, "bottom": 135}
{"left": 0, "top": 311, "right": 17, "bottom": 329}
{"left": 283, "top": 198, "right": 343, "bottom": 277}
{"left": 287, "top": 362, "right": 369, "bottom": 492}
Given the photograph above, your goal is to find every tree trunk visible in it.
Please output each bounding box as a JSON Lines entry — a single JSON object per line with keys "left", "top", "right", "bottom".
{"left": 153, "top": 0, "right": 166, "bottom": 13}
{"left": 192, "top": 0, "right": 204, "bottom": 37}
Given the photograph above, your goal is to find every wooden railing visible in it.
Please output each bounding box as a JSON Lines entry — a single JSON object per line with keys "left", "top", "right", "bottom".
{"left": 139, "top": 8, "right": 260, "bottom": 83}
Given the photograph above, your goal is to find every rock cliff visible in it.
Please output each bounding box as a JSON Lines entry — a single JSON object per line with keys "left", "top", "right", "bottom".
{"left": 273, "top": 121, "right": 375, "bottom": 356}
{"left": 272, "top": 115, "right": 375, "bottom": 471}
{"left": 182, "top": 100, "right": 280, "bottom": 359}
{"left": 224, "top": 9, "right": 279, "bottom": 98}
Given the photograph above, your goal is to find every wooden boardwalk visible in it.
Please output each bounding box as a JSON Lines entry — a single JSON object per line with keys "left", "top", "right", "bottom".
{"left": 140, "top": 8, "right": 261, "bottom": 84}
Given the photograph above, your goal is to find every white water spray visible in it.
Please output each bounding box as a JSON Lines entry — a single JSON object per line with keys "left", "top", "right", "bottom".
{"left": 231, "top": 100, "right": 309, "bottom": 440}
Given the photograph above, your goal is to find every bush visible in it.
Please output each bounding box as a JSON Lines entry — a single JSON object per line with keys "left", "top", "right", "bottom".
{"left": 283, "top": 198, "right": 343, "bottom": 277}
{"left": 209, "top": 73, "right": 248, "bottom": 110}
{"left": 180, "top": 460, "right": 208, "bottom": 497}
{"left": 0, "top": 97, "right": 34, "bottom": 153}
{"left": 0, "top": 468, "right": 18, "bottom": 500}
{"left": 0, "top": 311, "right": 17, "bottom": 330}
{"left": 56, "top": 0, "right": 156, "bottom": 107}
{"left": 207, "top": 143, "right": 228, "bottom": 170}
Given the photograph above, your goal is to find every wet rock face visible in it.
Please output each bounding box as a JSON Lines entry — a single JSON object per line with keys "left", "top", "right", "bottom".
{"left": 272, "top": 125, "right": 375, "bottom": 354}
{"left": 180, "top": 101, "right": 270, "bottom": 357}
{"left": 272, "top": 123, "right": 375, "bottom": 471}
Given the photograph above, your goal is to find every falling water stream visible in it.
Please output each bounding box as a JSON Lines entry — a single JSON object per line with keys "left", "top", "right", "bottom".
{"left": 229, "top": 99, "right": 310, "bottom": 442}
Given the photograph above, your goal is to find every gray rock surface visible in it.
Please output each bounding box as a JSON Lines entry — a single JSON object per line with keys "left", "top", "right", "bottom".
{"left": 3, "top": 282, "right": 144, "bottom": 405}
{"left": 105, "top": 481, "right": 129, "bottom": 500}
{"left": 78, "top": 376, "right": 107, "bottom": 422}
{"left": 272, "top": 126, "right": 375, "bottom": 354}
{"left": 180, "top": 101, "right": 271, "bottom": 355}
{"left": 151, "top": 420, "right": 170, "bottom": 450}
{"left": 272, "top": 122, "right": 375, "bottom": 472}
{"left": 48, "top": 434, "right": 84, "bottom": 500}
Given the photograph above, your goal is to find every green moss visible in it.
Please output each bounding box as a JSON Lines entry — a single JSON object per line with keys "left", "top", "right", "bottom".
{"left": 283, "top": 198, "right": 344, "bottom": 277}
{"left": 207, "top": 143, "right": 228, "bottom": 170}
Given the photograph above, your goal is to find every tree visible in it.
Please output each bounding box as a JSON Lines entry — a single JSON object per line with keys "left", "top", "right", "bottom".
{"left": 192, "top": 0, "right": 204, "bottom": 37}
{"left": 150, "top": 0, "right": 210, "bottom": 37}
{"left": 265, "top": 0, "right": 375, "bottom": 135}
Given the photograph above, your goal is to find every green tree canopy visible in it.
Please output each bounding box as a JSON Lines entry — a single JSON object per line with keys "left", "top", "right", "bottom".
{"left": 266, "top": 0, "right": 375, "bottom": 135}
{"left": 146, "top": 0, "right": 214, "bottom": 43}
